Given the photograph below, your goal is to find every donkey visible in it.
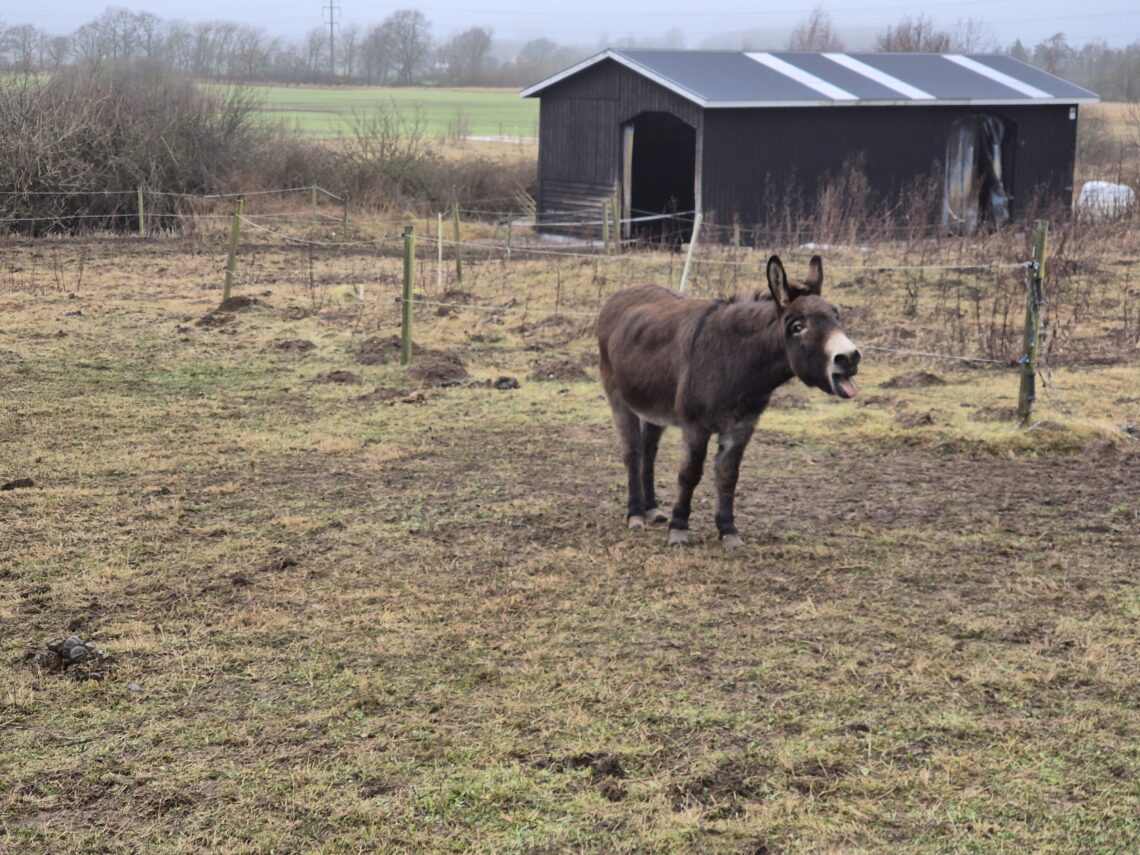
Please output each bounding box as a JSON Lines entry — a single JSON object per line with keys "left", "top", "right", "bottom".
{"left": 597, "top": 255, "right": 860, "bottom": 548}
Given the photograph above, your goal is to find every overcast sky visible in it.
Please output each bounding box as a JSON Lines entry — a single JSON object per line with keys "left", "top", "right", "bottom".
{"left": 15, "top": 1, "right": 1140, "bottom": 49}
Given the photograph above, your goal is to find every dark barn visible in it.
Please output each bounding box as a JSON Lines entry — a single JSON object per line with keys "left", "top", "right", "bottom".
{"left": 521, "top": 50, "right": 1099, "bottom": 238}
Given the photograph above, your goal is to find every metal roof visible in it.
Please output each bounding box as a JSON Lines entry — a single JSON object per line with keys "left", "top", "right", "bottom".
{"left": 520, "top": 49, "right": 1099, "bottom": 107}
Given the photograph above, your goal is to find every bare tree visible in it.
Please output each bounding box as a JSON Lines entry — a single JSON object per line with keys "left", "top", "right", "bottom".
{"left": 951, "top": 18, "right": 999, "bottom": 53}
{"left": 788, "top": 7, "right": 844, "bottom": 52}
{"left": 380, "top": 10, "right": 433, "bottom": 85}
{"left": 876, "top": 14, "right": 950, "bottom": 53}
{"left": 361, "top": 24, "right": 392, "bottom": 84}
{"left": 438, "top": 27, "right": 492, "bottom": 85}
{"left": 340, "top": 23, "right": 361, "bottom": 79}
{"left": 1034, "top": 32, "right": 1072, "bottom": 76}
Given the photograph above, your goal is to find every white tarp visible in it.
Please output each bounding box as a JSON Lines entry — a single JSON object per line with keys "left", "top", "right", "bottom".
{"left": 1077, "top": 181, "right": 1136, "bottom": 220}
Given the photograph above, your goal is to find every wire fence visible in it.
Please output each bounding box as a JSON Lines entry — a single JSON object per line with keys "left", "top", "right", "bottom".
{"left": 4, "top": 185, "right": 1137, "bottom": 432}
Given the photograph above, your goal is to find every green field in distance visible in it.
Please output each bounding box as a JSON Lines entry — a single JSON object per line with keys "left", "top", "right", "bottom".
{"left": 238, "top": 83, "right": 539, "bottom": 140}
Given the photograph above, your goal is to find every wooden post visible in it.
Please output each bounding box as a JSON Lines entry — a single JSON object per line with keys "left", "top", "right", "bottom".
{"left": 611, "top": 194, "right": 622, "bottom": 255}
{"left": 342, "top": 194, "right": 350, "bottom": 239}
{"left": 401, "top": 224, "right": 415, "bottom": 366}
{"left": 601, "top": 201, "right": 611, "bottom": 255}
{"left": 505, "top": 217, "right": 512, "bottom": 263}
{"left": 1018, "top": 219, "right": 1048, "bottom": 424}
{"left": 732, "top": 214, "right": 741, "bottom": 249}
{"left": 223, "top": 198, "right": 244, "bottom": 302}
{"left": 451, "top": 201, "right": 463, "bottom": 286}
{"left": 437, "top": 212, "right": 444, "bottom": 293}
{"left": 310, "top": 185, "right": 318, "bottom": 231}
{"left": 136, "top": 186, "right": 145, "bottom": 238}
{"left": 678, "top": 211, "right": 703, "bottom": 294}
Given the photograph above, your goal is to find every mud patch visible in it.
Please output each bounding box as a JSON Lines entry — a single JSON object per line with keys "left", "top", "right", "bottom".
{"left": 671, "top": 757, "right": 771, "bottom": 817}
{"left": 513, "top": 315, "right": 574, "bottom": 335}
{"left": 530, "top": 356, "right": 592, "bottom": 383}
{"left": 313, "top": 370, "right": 361, "bottom": 385}
{"left": 273, "top": 339, "right": 315, "bottom": 354}
{"left": 883, "top": 371, "right": 946, "bottom": 389}
{"left": 970, "top": 405, "right": 1018, "bottom": 422}
{"left": 408, "top": 352, "right": 468, "bottom": 386}
{"left": 895, "top": 411, "right": 936, "bottom": 428}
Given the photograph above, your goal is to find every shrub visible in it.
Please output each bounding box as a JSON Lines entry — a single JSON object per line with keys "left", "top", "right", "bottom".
{"left": 0, "top": 61, "right": 269, "bottom": 234}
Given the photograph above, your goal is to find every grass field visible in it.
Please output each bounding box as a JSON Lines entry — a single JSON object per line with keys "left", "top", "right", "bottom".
{"left": 238, "top": 83, "right": 539, "bottom": 140}
{"left": 1, "top": 216, "right": 1138, "bottom": 852}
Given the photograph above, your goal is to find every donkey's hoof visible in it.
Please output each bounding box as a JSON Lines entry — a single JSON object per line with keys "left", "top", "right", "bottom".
{"left": 720, "top": 533, "right": 744, "bottom": 550}
{"left": 628, "top": 516, "right": 645, "bottom": 530}
{"left": 668, "top": 528, "right": 689, "bottom": 546}
{"left": 646, "top": 507, "right": 669, "bottom": 525}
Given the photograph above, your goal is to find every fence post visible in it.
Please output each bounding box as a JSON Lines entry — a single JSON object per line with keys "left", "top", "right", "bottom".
{"left": 401, "top": 224, "right": 415, "bottom": 366}
{"left": 137, "top": 186, "right": 145, "bottom": 238}
{"left": 611, "top": 194, "right": 622, "bottom": 255}
{"left": 451, "top": 201, "right": 463, "bottom": 286}
{"left": 1018, "top": 219, "right": 1048, "bottom": 424}
{"left": 310, "top": 185, "right": 318, "bottom": 231}
{"left": 342, "top": 193, "right": 350, "bottom": 240}
{"left": 601, "top": 201, "right": 611, "bottom": 255}
{"left": 506, "top": 217, "right": 512, "bottom": 263}
{"left": 678, "top": 211, "right": 703, "bottom": 294}
{"left": 223, "top": 197, "right": 244, "bottom": 302}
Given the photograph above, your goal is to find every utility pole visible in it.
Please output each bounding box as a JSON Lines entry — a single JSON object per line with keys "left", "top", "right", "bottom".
{"left": 323, "top": 0, "right": 340, "bottom": 77}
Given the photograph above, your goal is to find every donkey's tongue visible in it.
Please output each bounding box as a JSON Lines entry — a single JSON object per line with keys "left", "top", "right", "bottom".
{"left": 835, "top": 375, "right": 859, "bottom": 398}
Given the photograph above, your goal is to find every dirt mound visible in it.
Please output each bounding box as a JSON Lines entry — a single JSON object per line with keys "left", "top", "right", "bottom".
{"left": 883, "top": 371, "right": 946, "bottom": 388}
{"left": 215, "top": 295, "right": 265, "bottom": 313}
{"left": 356, "top": 336, "right": 406, "bottom": 365}
{"left": 313, "top": 370, "right": 361, "bottom": 385}
{"left": 358, "top": 387, "right": 428, "bottom": 405}
{"left": 408, "top": 351, "right": 468, "bottom": 386}
{"left": 530, "top": 356, "right": 592, "bottom": 383}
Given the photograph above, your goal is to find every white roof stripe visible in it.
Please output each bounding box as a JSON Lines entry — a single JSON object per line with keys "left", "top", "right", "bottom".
{"left": 821, "top": 53, "right": 935, "bottom": 100}
{"left": 745, "top": 52, "right": 858, "bottom": 101}
{"left": 943, "top": 54, "right": 1052, "bottom": 99}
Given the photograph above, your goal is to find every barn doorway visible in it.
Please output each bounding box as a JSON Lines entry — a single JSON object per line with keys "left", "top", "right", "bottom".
{"left": 622, "top": 112, "right": 697, "bottom": 243}
{"left": 942, "top": 115, "right": 1014, "bottom": 235}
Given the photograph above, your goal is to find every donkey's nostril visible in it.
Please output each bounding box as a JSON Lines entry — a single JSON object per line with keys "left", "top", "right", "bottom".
{"left": 835, "top": 349, "right": 861, "bottom": 372}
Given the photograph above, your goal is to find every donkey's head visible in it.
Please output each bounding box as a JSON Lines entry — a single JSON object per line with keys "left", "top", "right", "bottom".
{"left": 767, "top": 255, "right": 861, "bottom": 399}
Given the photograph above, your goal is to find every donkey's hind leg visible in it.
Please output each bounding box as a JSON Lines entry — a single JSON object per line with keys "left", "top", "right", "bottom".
{"left": 610, "top": 399, "right": 648, "bottom": 529}
{"left": 640, "top": 421, "right": 669, "bottom": 524}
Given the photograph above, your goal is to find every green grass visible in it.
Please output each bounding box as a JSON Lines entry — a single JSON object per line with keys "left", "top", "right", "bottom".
{"left": 232, "top": 83, "right": 539, "bottom": 139}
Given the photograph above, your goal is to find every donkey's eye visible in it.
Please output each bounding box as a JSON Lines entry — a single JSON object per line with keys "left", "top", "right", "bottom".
{"left": 788, "top": 320, "right": 806, "bottom": 336}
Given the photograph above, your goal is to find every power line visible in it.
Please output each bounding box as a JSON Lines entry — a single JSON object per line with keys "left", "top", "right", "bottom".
{"left": 323, "top": 0, "right": 341, "bottom": 76}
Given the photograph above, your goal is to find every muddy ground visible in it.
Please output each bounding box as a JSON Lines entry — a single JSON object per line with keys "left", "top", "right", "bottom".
{"left": 1, "top": 232, "right": 1138, "bottom": 853}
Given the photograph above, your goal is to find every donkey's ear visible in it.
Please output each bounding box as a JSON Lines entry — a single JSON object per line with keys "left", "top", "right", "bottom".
{"left": 766, "top": 255, "right": 790, "bottom": 308}
{"left": 804, "top": 255, "right": 824, "bottom": 295}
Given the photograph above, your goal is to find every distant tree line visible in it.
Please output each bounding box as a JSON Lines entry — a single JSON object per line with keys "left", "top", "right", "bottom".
{"left": 1, "top": 7, "right": 1138, "bottom": 99}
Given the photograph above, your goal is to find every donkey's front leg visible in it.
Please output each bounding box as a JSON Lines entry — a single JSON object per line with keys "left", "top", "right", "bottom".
{"left": 713, "top": 422, "right": 756, "bottom": 549}
{"left": 669, "top": 426, "right": 710, "bottom": 545}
